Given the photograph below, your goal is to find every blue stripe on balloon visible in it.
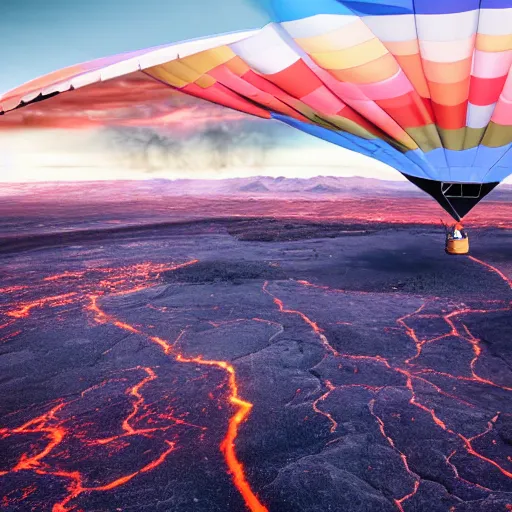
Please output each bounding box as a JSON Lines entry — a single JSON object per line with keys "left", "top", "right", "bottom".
{"left": 444, "top": 148, "right": 478, "bottom": 168}
{"left": 494, "top": 145, "right": 512, "bottom": 168}
{"left": 271, "top": 112, "right": 381, "bottom": 156}
{"left": 404, "top": 149, "right": 439, "bottom": 180}
{"left": 267, "top": 0, "right": 490, "bottom": 19}
{"left": 337, "top": 1, "right": 413, "bottom": 15}
{"left": 487, "top": 167, "right": 512, "bottom": 182}
{"left": 485, "top": 144, "right": 512, "bottom": 182}
{"left": 417, "top": 147, "right": 512, "bottom": 182}
{"left": 424, "top": 148, "right": 449, "bottom": 170}
{"left": 411, "top": 0, "right": 480, "bottom": 13}
{"left": 447, "top": 167, "right": 489, "bottom": 182}
{"left": 268, "top": 0, "right": 353, "bottom": 21}
{"left": 472, "top": 145, "right": 510, "bottom": 169}
{"left": 413, "top": 146, "right": 512, "bottom": 183}
{"left": 480, "top": 144, "right": 512, "bottom": 183}
{"left": 479, "top": 0, "right": 512, "bottom": 8}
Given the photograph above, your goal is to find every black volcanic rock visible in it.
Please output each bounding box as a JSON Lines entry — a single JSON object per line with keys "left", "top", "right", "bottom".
{"left": 163, "top": 260, "right": 286, "bottom": 284}
{"left": 265, "top": 459, "right": 397, "bottom": 512}
{"left": 0, "top": 216, "right": 511, "bottom": 512}
{"left": 227, "top": 219, "right": 372, "bottom": 242}
{"left": 453, "top": 498, "right": 512, "bottom": 511}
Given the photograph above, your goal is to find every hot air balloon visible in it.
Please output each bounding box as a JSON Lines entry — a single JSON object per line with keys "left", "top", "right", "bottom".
{"left": 1, "top": 0, "right": 510, "bottom": 252}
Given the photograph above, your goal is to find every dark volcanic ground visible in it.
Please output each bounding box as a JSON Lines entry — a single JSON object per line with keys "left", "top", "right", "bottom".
{"left": 0, "top": 219, "right": 511, "bottom": 512}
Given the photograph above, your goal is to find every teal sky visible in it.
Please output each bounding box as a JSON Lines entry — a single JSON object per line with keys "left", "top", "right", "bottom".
{"left": 1, "top": 0, "right": 271, "bottom": 94}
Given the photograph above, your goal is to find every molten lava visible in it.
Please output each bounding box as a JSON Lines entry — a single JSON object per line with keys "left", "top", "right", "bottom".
{"left": 0, "top": 259, "right": 267, "bottom": 512}
{"left": 0, "top": 252, "right": 510, "bottom": 511}
{"left": 260, "top": 254, "right": 512, "bottom": 509}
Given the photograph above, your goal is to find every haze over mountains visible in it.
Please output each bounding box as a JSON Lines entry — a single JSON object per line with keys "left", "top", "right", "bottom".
{"left": 3, "top": 176, "right": 511, "bottom": 201}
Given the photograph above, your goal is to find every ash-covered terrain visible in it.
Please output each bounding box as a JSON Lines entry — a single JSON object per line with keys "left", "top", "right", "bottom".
{"left": 0, "top": 218, "right": 511, "bottom": 512}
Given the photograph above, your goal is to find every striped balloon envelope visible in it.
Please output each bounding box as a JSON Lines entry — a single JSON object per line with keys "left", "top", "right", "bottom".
{"left": 1, "top": 0, "right": 511, "bottom": 220}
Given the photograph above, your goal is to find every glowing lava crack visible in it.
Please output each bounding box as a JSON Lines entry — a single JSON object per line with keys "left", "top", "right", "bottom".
{"left": 0, "top": 259, "right": 268, "bottom": 512}
{"left": 0, "top": 251, "right": 511, "bottom": 512}
{"left": 261, "top": 254, "right": 512, "bottom": 510}
{"left": 88, "top": 295, "right": 268, "bottom": 512}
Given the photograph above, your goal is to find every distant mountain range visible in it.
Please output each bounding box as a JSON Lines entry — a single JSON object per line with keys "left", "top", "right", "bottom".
{"left": 1, "top": 176, "right": 511, "bottom": 201}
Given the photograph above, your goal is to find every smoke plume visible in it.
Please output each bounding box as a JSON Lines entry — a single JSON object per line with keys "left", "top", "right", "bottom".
{"left": 105, "top": 118, "right": 279, "bottom": 174}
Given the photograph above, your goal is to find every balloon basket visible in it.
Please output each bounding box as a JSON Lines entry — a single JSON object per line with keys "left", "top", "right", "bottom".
{"left": 445, "top": 236, "right": 469, "bottom": 255}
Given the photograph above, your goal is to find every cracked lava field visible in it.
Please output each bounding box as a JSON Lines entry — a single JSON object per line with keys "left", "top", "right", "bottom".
{"left": 0, "top": 218, "right": 511, "bottom": 512}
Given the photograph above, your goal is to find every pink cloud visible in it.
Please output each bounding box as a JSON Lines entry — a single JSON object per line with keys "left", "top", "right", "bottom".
{"left": 0, "top": 71, "right": 249, "bottom": 131}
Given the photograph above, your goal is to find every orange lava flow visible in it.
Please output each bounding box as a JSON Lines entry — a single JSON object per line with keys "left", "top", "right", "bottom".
{"left": 400, "top": 304, "right": 512, "bottom": 391}
{"left": 85, "top": 277, "right": 268, "bottom": 512}
{"left": 0, "top": 366, "right": 186, "bottom": 511}
{"left": 312, "top": 380, "right": 338, "bottom": 433}
{"left": 175, "top": 354, "right": 268, "bottom": 512}
{"left": 1, "top": 248, "right": 511, "bottom": 512}
{"left": 0, "top": 258, "right": 267, "bottom": 512}
{"left": 51, "top": 441, "right": 177, "bottom": 512}
{"left": 262, "top": 281, "right": 339, "bottom": 356}
{"left": 445, "top": 450, "right": 493, "bottom": 491}
{"left": 43, "top": 270, "right": 87, "bottom": 282}
{"left": 369, "top": 398, "right": 421, "bottom": 510}
{"left": 394, "top": 481, "right": 420, "bottom": 512}
{"left": 92, "top": 367, "right": 178, "bottom": 445}
{"left": 86, "top": 297, "right": 268, "bottom": 512}
{"left": 468, "top": 255, "right": 512, "bottom": 289}
{"left": 6, "top": 293, "right": 77, "bottom": 318}
{"left": 3, "top": 402, "right": 67, "bottom": 472}
{"left": 263, "top": 280, "right": 421, "bottom": 508}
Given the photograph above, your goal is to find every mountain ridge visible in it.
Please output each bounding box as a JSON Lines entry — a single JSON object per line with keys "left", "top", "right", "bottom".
{"left": 1, "top": 176, "right": 511, "bottom": 201}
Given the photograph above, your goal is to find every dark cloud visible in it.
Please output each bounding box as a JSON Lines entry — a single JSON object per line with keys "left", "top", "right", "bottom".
{"left": 105, "top": 117, "right": 282, "bottom": 173}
